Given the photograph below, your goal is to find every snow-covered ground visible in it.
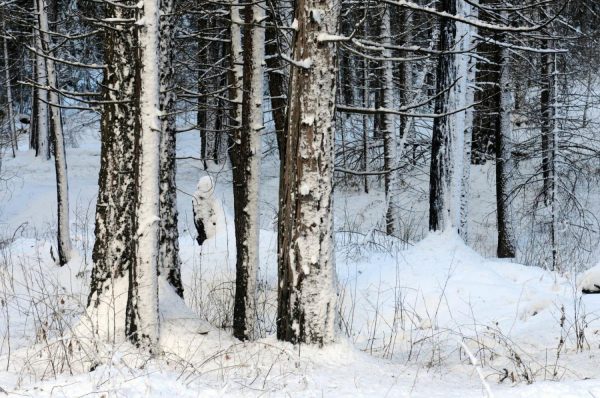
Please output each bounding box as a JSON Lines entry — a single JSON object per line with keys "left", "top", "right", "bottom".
{"left": 2, "top": 114, "right": 600, "bottom": 396}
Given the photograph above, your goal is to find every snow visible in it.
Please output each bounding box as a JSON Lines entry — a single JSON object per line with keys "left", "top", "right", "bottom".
{"left": 2, "top": 115, "right": 600, "bottom": 396}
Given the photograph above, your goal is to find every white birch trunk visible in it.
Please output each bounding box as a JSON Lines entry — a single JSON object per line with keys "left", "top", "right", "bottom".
{"left": 457, "top": 0, "right": 477, "bottom": 240}
{"left": 129, "top": 0, "right": 161, "bottom": 349}
{"left": 231, "top": 0, "right": 264, "bottom": 341}
{"left": 37, "top": 0, "right": 72, "bottom": 265}
{"left": 381, "top": 5, "right": 400, "bottom": 236}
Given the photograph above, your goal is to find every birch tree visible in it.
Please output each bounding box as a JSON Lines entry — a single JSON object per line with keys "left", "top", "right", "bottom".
{"left": 158, "top": 0, "right": 183, "bottom": 297}
{"left": 88, "top": 0, "right": 139, "bottom": 340}
{"left": 277, "top": 0, "right": 339, "bottom": 346}
{"left": 231, "top": 0, "right": 265, "bottom": 341}
{"left": 381, "top": 5, "right": 400, "bottom": 236}
{"left": 126, "top": 0, "right": 162, "bottom": 349}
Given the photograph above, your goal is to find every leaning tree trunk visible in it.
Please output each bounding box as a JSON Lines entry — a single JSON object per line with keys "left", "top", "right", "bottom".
{"left": 429, "top": 0, "right": 459, "bottom": 232}
{"left": 158, "top": 0, "right": 183, "bottom": 297}
{"left": 38, "top": 0, "right": 72, "bottom": 265}
{"left": 231, "top": 0, "right": 265, "bottom": 341}
{"left": 277, "top": 0, "right": 339, "bottom": 346}
{"left": 125, "top": 0, "right": 161, "bottom": 350}
{"left": 381, "top": 5, "right": 400, "bottom": 236}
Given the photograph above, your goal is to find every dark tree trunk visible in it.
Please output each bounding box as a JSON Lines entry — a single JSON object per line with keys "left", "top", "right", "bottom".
{"left": 265, "top": 6, "right": 287, "bottom": 162}
{"left": 495, "top": 43, "right": 516, "bottom": 258}
{"left": 158, "top": 0, "right": 183, "bottom": 297}
{"left": 429, "top": 0, "right": 456, "bottom": 232}
{"left": 540, "top": 43, "right": 553, "bottom": 204}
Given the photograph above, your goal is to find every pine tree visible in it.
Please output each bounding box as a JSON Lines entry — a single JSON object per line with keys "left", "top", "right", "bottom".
{"left": 277, "top": 0, "right": 339, "bottom": 346}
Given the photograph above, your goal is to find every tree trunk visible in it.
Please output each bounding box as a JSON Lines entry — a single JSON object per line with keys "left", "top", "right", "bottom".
{"left": 265, "top": 4, "right": 288, "bottom": 161}
{"left": 540, "top": 43, "right": 553, "bottom": 205}
{"left": 429, "top": 0, "right": 458, "bottom": 232}
{"left": 2, "top": 21, "right": 17, "bottom": 157}
{"left": 158, "top": 0, "right": 183, "bottom": 297}
{"left": 381, "top": 5, "right": 399, "bottom": 235}
{"left": 277, "top": 0, "right": 339, "bottom": 346}
{"left": 33, "top": 0, "right": 50, "bottom": 160}
{"left": 456, "top": 0, "right": 476, "bottom": 241}
{"left": 125, "top": 0, "right": 161, "bottom": 350}
{"left": 231, "top": 0, "right": 265, "bottom": 341}
{"left": 495, "top": 42, "right": 516, "bottom": 258}
{"left": 38, "top": 0, "right": 72, "bottom": 265}
{"left": 88, "top": 0, "right": 138, "bottom": 339}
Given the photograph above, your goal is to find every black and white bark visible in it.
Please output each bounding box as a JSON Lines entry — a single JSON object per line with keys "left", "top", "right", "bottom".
{"left": 381, "top": 5, "right": 400, "bottom": 236}
{"left": 88, "top": 1, "right": 139, "bottom": 341}
{"left": 158, "top": 0, "right": 183, "bottom": 298}
{"left": 231, "top": 0, "right": 265, "bottom": 341}
{"left": 277, "top": 0, "right": 338, "bottom": 346}
{"left": 126, "top": 0, "right": 161, "bottom": 349}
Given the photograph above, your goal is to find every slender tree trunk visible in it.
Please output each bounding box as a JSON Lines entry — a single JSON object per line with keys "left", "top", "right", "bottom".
{"left": 381, "top": 5, "right": 399, "bottom": 235}
{"left": 158, "top": 0, "right": 183, "bottom": 297}
{"left": 2, "top": 22, "right": 17, "bottom": 157}
{"left": 231, "top": 0, "right": 265, "bottom": 341}
{"left": 495, "top": 42, "right": 516, "bottom": 258}
{"left": 33, "top": 0, "right": 50, "bottom": 160}
{"left": 197, "top": 11, "right": 209, "bottom": 170}
{"left": 540, "top": 42, "right": 553, "bottom": 205}
{"left": 126, "top": 0, "right": 161, "bottom": 350}
{"left": 38, "top": 0, "right": 72, "bottom": 265}
{"left": 457, "top": 0, "right": 477, "bottom": 240}
{"left": 277, "top": 0, "right": 339, "bottom": 346}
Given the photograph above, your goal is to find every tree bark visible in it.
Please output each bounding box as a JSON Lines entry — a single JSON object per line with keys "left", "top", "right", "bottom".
{"left": 38, "top": 0, "right": 72, "bottom": 265}
{"left": 33, "top": 0, "right": 50, "bottom": 160}
{"left": 158, "top": 0, "right": 183, "bottom": 297}
{"left": 231, "top": 0, "right": 265, "bottom": 341}
{"left": 429, "top": 0, "right": 457, "bottom": 232}
{"left": 495, "top": 42, "right": 516, "bottom": 258}
{"left": 381, "top": 5, "right": 399, "bottom": 235}
{"left": 88, "top": 1, "right": 138, "bottom": 321}
{"left": 125, "top": 0, "right": 162, "bottom": 350}
{"left": 2, "top": 21, "right": 17, "bottom": 157}
{"left": 277, "top": 0, "right": 339, "bottom": 346}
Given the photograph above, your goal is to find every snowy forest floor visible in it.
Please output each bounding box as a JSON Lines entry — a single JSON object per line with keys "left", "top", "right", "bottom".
{"left": 2, "top": 113, "right": 600, "bottom": 396}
